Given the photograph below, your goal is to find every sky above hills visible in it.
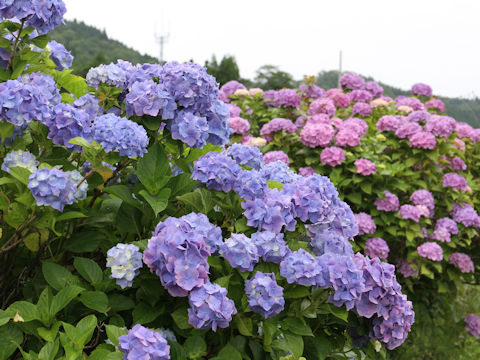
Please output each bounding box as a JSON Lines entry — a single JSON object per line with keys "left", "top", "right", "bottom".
{"left": 63, "top": 0, "right": 480, "bottom": 98}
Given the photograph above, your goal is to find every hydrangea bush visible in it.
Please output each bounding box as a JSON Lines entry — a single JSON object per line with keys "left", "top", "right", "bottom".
{"left": 0, "top": 4, "right": 416, "bottom": 360}
{"left": 224, "top": 75, "right": 480, "bottom": 358}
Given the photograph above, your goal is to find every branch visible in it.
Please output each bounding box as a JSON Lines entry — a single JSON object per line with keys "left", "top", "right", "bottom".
{"left": 6, "top": 19, "right": 25, "bottom": 71}
{"left": 0, "top": 214, "right": 38, "bottom": 254}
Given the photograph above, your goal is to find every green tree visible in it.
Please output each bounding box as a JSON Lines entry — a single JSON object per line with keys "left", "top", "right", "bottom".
{"left": 254, "top": 65, "right": 297, "bottom": 90}
{"left": 205, "top": 55, "right": 240, "bottom": 86}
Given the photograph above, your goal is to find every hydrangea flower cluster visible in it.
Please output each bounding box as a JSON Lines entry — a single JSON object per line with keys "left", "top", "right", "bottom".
{"left": 340, "top": 73, "right": 365, "bottom": 90}
{"left": 355, "top": 213, "right": 376, "bottom": 235}
{"left": 442, "top": 172, "right": 468, "bottom": 190}
{"left": 375, "top": 191, "right": 400, "bottom": 212}
{"left": 260, "top": 161, "right": 298, "bottom": 184}
{"left": 227, "top": 144, "right": 264, "bottom": 170}
{"left": 272, "top": 89, "right": 301, "bottom": 108}
{"left": 43, "top": 40, "right": 73, "bottom": 70}
{"left": 125, "top": 79, "right": 174, "bottom": 118}
{"left": 188, "top": 282, "right": 237, "bottom": 331}
{"left": 280, "top": 249, "right": 321, "bottom": 286}
{"left": 465, "top": 314, "right": 480, "bottom": 337}
{"left": 245, "top": 272, "right": 285, "bottom": 318}
{"left": 298, "top": 166, "right": 315, "bottom": 176}
{"left": 1, "top": 149, "right": 38, "bottom": 173}
{"left": 300, "top": 122, "right": 334, "bottom": 148}
{"left": 308, "top": 98, "right": 336, "bottom": 117}
{"left": 354, "top": 158, "right": 377, "bottom": 176}
{"left": 263, "top": 150, "right": 289, "bottom": 166}
{"left": 192, "top": 151, "right": 241, "bottom": 192}
{"left": 432, "top": 217, "right": 458, "bottom": 242}
{"left": 260, "top": 118, "right": 296, "bottom": 135}
{"left": 352, "top": 102, "right": 372, "bottom": 117}
{"left": 118, "top": 324, "right": 170, "bottom": 360}
{"left": 143, "top": 215, "right": 213, "bottom": 297}
{"left": 251, "top": 231, "right": 290, "bottom": 263}
{"left": 451, "top": 202, "right": 480, "bottom": 227}
{"left": 220, "top": 234, "right": 259, "bottom": 272}
{"left": 417, "top": 242, "right": 443, "bottom": 261}
{"left": 106, "top": 244, "right": 143, "bottom": 288}
{"left": 219, "top": 80, "right": 246, "bottom": 103}
{"left": 398, "top": 204, "right": 428, "bottom": 222}
{"left": 233, "top": 170, "right": 267, "bottom": 201}
{"left": 228, "top": 117, "right": 251, "bottom": 134}
{"left": 364, "top": 238, "right": 389, "bottom": 259}
{"left": 409, "top": 131, "right": 436, "bottom": 149}
{"left": 320, "top": 146, "right": 346, "bottom": 167}
{"left": 449, "top": 252, "right": 474, "bottom": 273}
{"left": 411, "top": 83, "right": 433, "bottom": 97}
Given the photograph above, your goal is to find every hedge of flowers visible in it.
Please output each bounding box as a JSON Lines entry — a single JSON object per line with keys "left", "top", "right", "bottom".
{"left": 223, "top": 74, "right": 480, "bottom": 357}
{"left": 0, "top": 2, "right": 418, "bottom": 359}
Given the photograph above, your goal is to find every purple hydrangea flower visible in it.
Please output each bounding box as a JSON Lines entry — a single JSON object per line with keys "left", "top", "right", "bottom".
{"left": 409, "top": 131, "right": 436, "bottom": 149}
{"left": 300, "top": 123, "right": 334, "bottom": 148}
{"left": 327, "top": 88, "right": 351, "bottom": 108}
{"left": 227, "top": 143, "right": 264, "bottom": 170}
{"left": 192, "top": 151, "right": 240, "bottom": 192}
{"left": 251, "top": 231, "right": 290, "bottom": 263}
{"left": 448, "top": 156, "right": 467, "bottom": 171}
{"left": 398, "top": 204, "right": 428, "bottom": 222}
{"left": 188, "top": 282, "right": 237, "bottom": 331}
{"left": 299, "top": 83, "right": 324, "bottom": 99}
{"left": 92, "top": 113, "right": 148, "bottom": 158}
{"left": 417, "top": 242, "right": 443, "bottom": 261}
{"left": 20, "top": 72, "right": 61, "bottom": 106}
{"left": 260, "top": 161, "right": 298, "bottom": 184}
{"left": 410, "top": 190, "right": 434, "bottom": 216}
{"left": 451, "top": 203, "right": 480, "bottom": 227}
{"left": 426, "top": 99, "right": 445, "bottom": 112}
{"left": 228, "top": 103, "right": 241, "bottom": 117}
{"left": 86, "top": 63, "right": 127, "bottom": 88}
{"left": 375, "top": 191, "right": 399, "bottom": 212}
{"left": 395, "top": 122, "right": 422, "bottom": 139}
{"left": 298, "top": 166, "right": 315, "bottom": 176}
{"left": 411, "top": 83, "right": 433, "bottom": 97}
{"left": 234, "top": 170, "right": 267, "bottom": 201}
{"left": 308, "top": 98, "right": 336, "bottom": 117}
{"left": 407, "top": 110, "right": 431, "bottom": 123}
{"left": 352, "top": 102, "right": 372, "bottom": 117}
{"left": 205, "top": 99, "right": 232, "bottom": 146}
{"left": 355, "top": 158, "right": 377, "bottom": 176}
{"left": 349, "top": 90, "right": 373, "bottom": 103}
{"left": 273, "top": 89, "right": 301, "bottom": 108}
{"left": 28, "top": 167, "right": 77, "bottom": 211}
{"left": 1, "top": 149, "right": 38, "bottom": 173}
{"left": 143, "top": 215, "right": 212, "bottom": 297}
{"left": 320, "top": 146, "right": 345, "bottom": 167}
{"left": 260, "top": 117, "right": 296, "bottom": 135}
{"left": 397, "top": 259, "right": 418, "bottom": 278}
{"left": 340, "top": 73, "right": 365, "bottom": 90}
{"left": 219, "top": 80, "right": 246, "bottom": 103}
{"left": 377, "top": 115, "right": 402, "bottom": 132}
{"left": 425, "top": 115, "right": 456, "bottom": 138}
{"left": 263, "top": 151, "right": 289, "bottom": 166}
{"left": 307, "top": 220, "right": 355, "bottom": 257}
{"left": 125, "top": 79, "right": 175, "bottom": 118}
{"left": 46, "top": 40, "right": 73, "bottom": 70}
{"left": 280, "top": 249, "right": 321, "bottom": 286}
{"left": 245, "top": 272, "right": 285, "bottom": 318}
{"left": 442, "top": 173, "right": 468, "bottom": 190}
{"left": 168, "top": 110, "right": 209, "bottom": 148}
{"left": 74, "top": 94, "right": 100, "bottom": 122}
{"left": 365, "top": 238, "right": 389, "bottom": 259}
{"left": 335, "top": 130, "right": 360, "bottom": 147}
{"left": 118, "top": 324, "right": 170, "bottom": 360}
{"left": 431, "top": 217, "right": 458, "bottom": 242}
{"left": 181, "top": 212, "right": 223, "bottom": 254}
{"left": 220, "top": 234, "right": 259, "bottom": 272}
{"left": 465, "top": 314, "right": 480, "bottom": 337}
{"left": 355, "top": 213, "right": 376, "bottom": 235}
{"left": 449, "top": 253, "right": 474, "bottom": 273}
{"left": 106, "top": 244, "right": 143, "bottom": 288}
{"left": 364, "top": 81, "right": 383, "bottom": 98}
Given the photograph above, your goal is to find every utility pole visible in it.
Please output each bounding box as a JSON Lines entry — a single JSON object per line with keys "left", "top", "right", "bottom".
{"left": 154, "top": 32, "right": 169, "bottom": 64}
{"left": 338, "top": 50, "right": 343, "bottom": 88}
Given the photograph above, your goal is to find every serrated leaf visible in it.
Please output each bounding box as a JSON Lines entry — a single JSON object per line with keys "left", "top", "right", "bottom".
{"left": 137, "top": 143, "right": 170, "bottom": 194}
{"left": 105, "top": 324, "right": 127, "bottom": 346}
{"left": 79, "top": 291, "right": 108, "bottom": 313}
{"left": 74, "top": 257, "right": 103, "bottom": 285}
{"left": 42, "top": 262, "right": 74, "bottom": 291}
{"left": 177, "top": 188, "right": 213, "bottom": 214}
{"left": 49, "top": 286, "right": 84, "bottom": 316}
{"left": 139, "top": 188, "right": 170, "bottom": 215}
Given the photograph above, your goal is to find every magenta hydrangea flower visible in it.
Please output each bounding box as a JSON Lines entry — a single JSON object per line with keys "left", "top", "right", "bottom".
{"left": 340, "top": 73, "right": 365, "bottom": 90}
{"left": 395, "top": 122, "right": 422, "bottom": 139}
{"left": 300, "top": 123, "right": 334, "bottom": 148}
{"left": 320, "top": 146, "right": 346, "bottom": 167}
{"left": 375, "top": 191, "right": 399, "bottom": 212}
{"left": 245, "top": 272, "right": 285, "bottom": 318}
{"left": 365, "top": 238, "right": 389, "bottom": 259}
{"left": 299, "top": 166, "right": 315, "bottom": 176}
{"left": 417, "top": 242, "right": 443, "bottom": 261}
{"left": 410, "top": 190, "right": 434, "bottom": 215}
{"left": 449, "top": 253, "right": 474, "bottom": 273}
{"left": 355, "top": 159, "right": 376, "bottom": 176}
{"left": 409, "top": 131, "right": 436, "bottom": 149}
{"left": 465, "top": 314, "right": 480, "bottom": 337}
{"left": 260, "top": 118, "right": 296, "bottom": 135}
{"left": 219, "top": 80, "right": 246, "bottom": 103}
{"left": 335, "top": 130, "right": 360, "bottom": 147}
{"left": 326, "top": 88, "right": 351, "bottom": 108}
{"left": 377, "top": 115, "right": 402, "bottom": 132}
{"left": 228, "top": 117, "right": 250, "bottom": 135}
{"left": 411, "top": 83, "right": 433, "bottom": 97}
{"left": 425, "top": 99, "right": 445, "bottom": 112}
{"left": 442, "top": 173, "right": 468, "bottom": 190}
{"left": 448, "top": 157, "right": 467, "bottom": 171}
{"left": 349, "top": 90, "right": 373, "bottom": 103}
{"left": 398, "top": 204, "right": 428, "bottom": 222}
{"left": 363, "top": 81, "right": 384, "bottom": 98}
{"left": 352, "top": 102, "right": 372, "bottom": 117}
{"left": 355, "top": 213, "right": 376, "bottom": 235}
{"left": 273, "top": 89, "right": 301, "bottom": 108}
{"left": 263, "top": 150, "right": 289, "bottom": 165}
{"left": 424, "top": 115, "right": 456, "bottom": 138}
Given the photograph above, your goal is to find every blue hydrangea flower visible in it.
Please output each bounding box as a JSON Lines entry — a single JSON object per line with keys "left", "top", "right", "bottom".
{"left": 241, "top": 188, "right": 296, "bottom": 233}
{"left": 74, "top": 94, "right": 100, "bottom": 122}
{"left": 20, "top": 72, "right": 61, "bottom": 106}
{"left": 307, "top": 222, "right": 354, "bottom": 256}
{"left": 181, "top": 212, "right": 223, "bottom": 254}
{"left": 159, "top": 61, "right": 219, "bottom": 115}
{"left": 168, "top": 110, "right": 209, "bottom": 148}
{"left": 245, "top": 272, "right": 285, "bottom": 318}
{"left": 28, "top": 167, "right": 77, "bottom": 211}
{"left": 155, "top": 328, "right": 176, "bottom": 343}
{"left": 233, "top": 170, "right": 267, "bottom": 201}
{"left": 67, "top": 170, "right": 88, "bottom": 201}
{"left": 106, "top": 243, "right": 143, "bottom": 289}
{"left": 118, "top": 324, "right": 170, "bottom": 360}
{"left": 251, "top": 231, "right": 290, "bottom": 263}
{"left": 280, "top": 249, "right": 321, "bottom": 286}
{"left": 46, "top": 40, "right": 73, "bottom": 70}
{"left": 92, "top": 113, "right": 148, "bottom": 158}
{"left": 86, "top": 63, "right": 127, "bottom": 88}
{"left": 260, "top": 161, "right": 299, "bottom": 184}
{"left": 126, "top": 63, "right": 163, "bottom": 88}
{"left": 1, "top": 149, "right": 38, "bottom": 173}
{"left": 188, "top": 282, "right": 237, "bottom": 331}
{"left": 191, "top": 151, "right": 240, "bottom": 192}
{"left": 143, "top": 215, "right": 212, "bottom": 297}
{"left": 0, "top": 78, "right": 52, "bottom": 127}
{"left": 0, "top": 0, "right": 33, "bottom": 20}
{"left": 227, "top": 144, "right": 264, "bottom": 170}
{"left": 125, "top": 79, "right": 176, "bottom": 118}
{"left": 45, "top": 103, "right": 91, "bottom": 152}
{"left": 205, "top": 99, "right": 232, "bottom": 146}
{"left": 220, "top": 233, "right": 259, "bottom": 272}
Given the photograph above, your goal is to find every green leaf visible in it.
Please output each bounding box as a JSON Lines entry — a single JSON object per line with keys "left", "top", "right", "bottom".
{"left": 304, "top": 335, "right": 332, "bottom": 360}
{"left": 184, "top": 336, "right": 207, "bottom": 360}
{"left": 64, "top": 231, "right": 103, "bottom": 253}
{"left": 104, "top": 185, "right": 143, "bottom": 210}
{"left": 38, "top": 339, "right": 60, "bottom": 360}
{"left": 108, "top": 294, "right": 134, "bottom": 312}
{"left": 0, "top": 323, "right": 23, "bottom": 360}
{"left": 8, "top": 167, "right": 31, "bottom": 185}
{"left": 284, "top": 285, "right": 310, "bottom": 299}
{"left": 56, "top": 211, "right": 86, "bottom": 222}
{"left": 30, "top": 34, "right": 49, "bottom": 48}
{"left": 177, "top": 188, "right": 213, "bottom": 214}
{"left": 137, "top": 143, "right": 170, "bottom": 194}
{"left": 272, "top": 332, "right": 304, "bottom": 359}
{"left": 75, "top": 315, "right": 97, "bottom": 346}
{"left": 139, "top": 188, "right": 171, "bottom": 215}
{"left": 346, "top": 192, "right": 362, "bottom": 205}
{"left": 266, "top": 180, "right": 284, "bottom": 190}
{"left": 328, "top": 304, "right": 348, "bottom": 322}
{"left": 0, "top": 310, "right": 10, "bottom": 327}
{"left": 73, "top": 257, "right": 103, "bottom": 285}
{"left": 281, "top": 318, "right": 313, "bottom": 336}
{"left": 42, "top": 262, "right": 74, "bottom": 291}
{"left": 133, "top": 302, "right": 164, "bottom": 325}
{"left": 171, "top": 308, "right": 192, "bottom": 330}
{"left": 105, "top": 324, "right": 127, "bottom": 346}
{"left": 6, "top": 301, "right": 39, "bottom": 322}
{"left": 49, "top": 286, "right": 84, "bottom": 316}
{"left": 234, "top": 316, "right": 253, "bottom": 336}
{"left": 89, "top": 349, "right": 115, "bottom": 360}
{"left": 0, "top": 121, "right": 14, "bottom": 138}
{"left": 218, "top": 344, "right": 242, "bottom": 360}
{"left": 37, "top": 322, "right": 61, "bottom": 342}
{"left": 79, "top": 291, "right": 108, "bottom": 313}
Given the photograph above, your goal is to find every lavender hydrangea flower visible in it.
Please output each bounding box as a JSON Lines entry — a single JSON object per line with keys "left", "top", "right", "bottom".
{"left": 28, "top": 167, "right": 77, "bottom": 211}
{"left": 227, "top": 103, "right": 241, "bottom": 117}
{"left": 192, "top": 151, "right": 240, "bottom": 192}
{"left": 168, "top": 110, "right": 209, "bottom": 148}
{"left": 251, "top": 231, "right": 290, "bottom": 263}
{"left": 86, "top": 63, "right": 127, "bottom": 88}
{"left": 448, "top": 156, "right": 467, "bottom": 171}
{"left": 1, "top": 149, "right": 38, "bottom": 173}
{"left": 397, "top": 259, "right": 418, "bottom": 278}
{"left": 407, "top": 110, "right": 431, "bottom": 123}
{"left": 417, "top": 242, "right": 443, "bottom": 261}
{"left": 298, "top": 166, "right": 315, "bottom": 176}
{"left": 263, "top": 151, "right": 289, "bottom": 166}
{"left": 45, "top": 103, "right": 91, "bottom": 152}
{"left": 125, "top": 79, "right": 175, "bottom": 118}
{"left": 220, "top": 234, "right": 259, "bottom": 272}
{"left": 375, "top": 191, "right": 399, "bottom": 212}
{"left": 349, "top": 90, "right": 373, "bottom": 103}
{"left": 219, "top": 80, "right": 246, "bottom": 103}
{"left": 409, "top": 131, "right": 436, "bottom": 149}
{"left": 181, "top": 212, "right": 223, "bottom": 254}
{"left": 364, "top": 81, "right": 383, "bottom": 98}
{"left": 307, "top": 222, "right": 354, "bottom": 257}
{"left": 234, "top": 170, "right": 267, "bottom": 201}
{"left": 245, "top": 272, "right": 285, "bottom": 318}
{"left": 442, "top": 172, "right": 468, "bottom": 190}
{"left": 74, "top": 94, "right": 100, "bottom": 122}
{"left": 106, "top": 244, "right": 143, "bottom": 288}
{"left": 260, "top": 161, "right": 299, "bottom": 184}
{"left": 352, "top": 102, "right": 372, "bottom": 117}
{"left": 395, "top": 122, "right": 422, "bottom": 139}
{"left": 118, "top": 324, "right": 170, "bottom": 360}
{"left": 143, "top": 215, "right": 212, "bottom": 297}
{"left": 365, "top": 238, "right": 389, "bottom": 259}
{"left": 449, "top": 253, "right": 474, "bottom": 273}
{"left": 355, "top": 158, "right": 377, "bottom": 176}
{"left": 273, "top": 89, "right": 301, "bottom": 108}
{"left": 260, "top": 118, "right": 296, "bottom": 135}
{"left": 227, "top": 144, "right": 264, "bottom": 170}
{"left": 398, "top": 204, "right": 428, "bottom": 222}
{"left": 299, "top": 83, "right": 324, "bottom": 99}
{"left": 308, "top": 98, "right": 336, "bottom": 117}
{"left": 92, "top": 114, "right": 148, "bottom": 158}
{"left": 355, "top": 213, "right": 376, "bottom": 235}
{"left": 155, "top": 328, "right": 176, "bottom": 343}
{"left": 410, "top": 190, "right": 434, "bottom": 216}
{"left": 411, "top": 83, "right": 433, "bottom": 97}
{"left": 426, "top": 99, "right": 445, "bottom": 112}
{"left": 300, "top": 123, "right": 334, "bottom": 148}
{"left": 45, "top": 40, "right": 73, "bottom": 70}
{"left": 377, "top": 115, "right": 402, "bottom": 132}
{"left": 451, "top": 202, "right": 480, "bottom": 227}
{"left": 280, "top": 249, "right": 321, "bottom": 286}
{"left": 67, "top": 170, "right": 88, "bottom": 201}
{"left": 188, "top": 282, "right": 237, "bottom": 331}
{"left": 340, "top": 73, "right": 365, "bottom": 90}
{"left": 320, "top": 146, "right": 346, "bottom": 167}
{"left": 465, "top": 314, "right": 480, "bottom": 337}
{"left": 336, "top": 130, "right": 360, "bottom": 147}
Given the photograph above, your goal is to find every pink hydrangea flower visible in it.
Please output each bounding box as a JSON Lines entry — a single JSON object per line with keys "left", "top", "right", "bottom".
{"left": 326, "top": 88, "right": 351, "bottom": 108}
{"left": 264, "top": 151, "right": 289, "bottom": 165}
{"left": 449, "top": 253, "right": 474, "bottom": 273}
{"left": 336, "top": 130, "right": 360, "bottom": 147}
{"left": 425, "top": 99, "right": 445, "bottom": 112}
{"left": 300, "top": 123, "right": 334, "bottom": 148}
{"left": 409, "top": 131, "right": 436, "bottom": 149}
{"left": 308, "top": 98, "right": 336, "bottom": 117}
{"left": 397, "top": 259, "right": 418, "bottom": 278}
{"left": 377, "top": 115, "right": 402, "bottom": 132}
{"left": 352, "top": 102, "right": 372, "bottom": 117}
{"left": 417, "top": 242, "right": 443, "bottom": 261}
{"left": 228, "top": 117, "right": 250, "bottom": 135}
{"left": 442, "top": 173, "right": 468, "bottom": 190}
{"left": 465, "top": 314, "right": 480, "bottom": 337}
{"left": 355, "top": 212, "right": 376, "bottom": 235}
{"left": 365, "top": 237, "right": 389, "bottom": 259}
{"left": 260, "top": 118, "right": 296, "bottom": 135}
{"left": 355, "top": 158, "right": 376, "bottom": 176}
{"left": 411, "top": 83, "right": 433, "bottom": 97}
{"left": 375, "top": 191, "right": 399, "bottom": 212}
{"left": 454, "top": 138, "right": 466, "bottom": 151}
{"left": 320, "top": 146, "right": 345, "bottom": 167}
{"left": 425, "top": 115, "right": 456, "bottom": 138}
{"left": 299, "top": 167, "right": 315, "bottom": 176}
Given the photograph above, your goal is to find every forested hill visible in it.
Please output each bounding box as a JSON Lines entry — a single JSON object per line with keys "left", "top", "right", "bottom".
{"left": 49, "top": 20, "right": 157, "bottom": 76}
{"left": 50, "top": 21, "right": 480, "bottom": 127}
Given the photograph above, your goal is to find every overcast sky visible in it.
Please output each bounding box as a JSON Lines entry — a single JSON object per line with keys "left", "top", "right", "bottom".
{"left": 63, "top": 0, "right": 480, "bottom": 98}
